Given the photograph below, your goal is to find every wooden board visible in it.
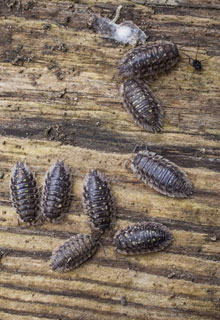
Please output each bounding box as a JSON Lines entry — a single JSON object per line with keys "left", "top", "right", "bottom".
{"left": 0, "top": 0, "right": 220, "bottom": 319}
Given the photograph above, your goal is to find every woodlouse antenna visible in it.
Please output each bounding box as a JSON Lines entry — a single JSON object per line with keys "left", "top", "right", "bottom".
{"left": 124, "top": 158, "right": 132, "bottom": 170}
{"left": 132, "top": 144, "right": 148, "bottom": 153}
{"left": 97, "top": 240, "right": 107, "bottom": 257}
{"left": 113, "top": 247, "right": 127, "bottom": 260}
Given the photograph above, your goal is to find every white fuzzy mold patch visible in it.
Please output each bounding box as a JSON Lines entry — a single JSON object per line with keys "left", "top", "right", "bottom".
{"left": 89, "top": 15, "right": 148, "bottom": 45}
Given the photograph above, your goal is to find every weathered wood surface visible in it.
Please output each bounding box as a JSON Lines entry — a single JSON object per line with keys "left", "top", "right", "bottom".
{"left": 0, "top": 0, "right": 220, "bottom": 319}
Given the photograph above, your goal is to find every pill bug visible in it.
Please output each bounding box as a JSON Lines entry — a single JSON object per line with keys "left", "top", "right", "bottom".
{"left": 114, "top": 222, "right": 173, "bottom": 255}
{"left": 118, "top": 41, "right": 179, "bottom": 79}
{"left": 10, "top": 161, "right": 39, "bottom": 224}
{"left": 50, "top": 234, "right": 98, "bottom": 272}
{"left": 41, "top": 160, "right": 71, "bottom": 222}
{"left": 130, "top": 147, "right": 193, "bottom": 198}
{"left": 82, "top": 169, "right": 115, "bottom": 235}
{"left": 121, "top": 79, "right": 164, "bottom": 133}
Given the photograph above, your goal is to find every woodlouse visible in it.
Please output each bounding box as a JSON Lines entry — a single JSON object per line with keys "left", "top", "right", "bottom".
{"left": 121, "top": 79, "right": 164, "bottom": 133}
{"left": 82, "top": 169, "right": 115, "bottom": 235}
{"left": 114, "top": 222, "right": 173, "bottom": 255}
{"left": 41, "top": 160, "right": 71, "bottom": 222}
{"left": 50, "top": 234, "right": 98, "bottom": 272}
{"left": 10, "top": 161, "right": 39, "bottom": 224}
{"left": 130, "top": 147, "right": 193, "bottom": 198}
{"left": 118, "top": 41, "right": 179, "bottom": 79}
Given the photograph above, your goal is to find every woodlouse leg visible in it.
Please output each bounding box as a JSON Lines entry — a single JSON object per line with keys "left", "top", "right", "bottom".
{"left": 91, "top": 228, "right": 104, "bottom": 239}
{"left": 75, "top": 170, "right": 84, "bottom": 179}
{"left": 85, "top": 220, "right": 92, "bottom": 229}
{"left": 124, "top": 158, "right": 132, "bottom": 170}
{"left": 52, "top": 218, "right": 64, "bottom": 225}
{"left": 34, "top": 217, "right": 44, "bottom": 226}
{"left": 132, "top": 144, "right": 148, "bottom": 153}
{"left": 113, "top": 247, "right": 127, "bottom": 260}
{"left": 145, "top": 74, "right": 158, "bottom": 82}
{"left": 17, "top": 217, "right": 20, "bottom": 226}
{"left": 109, "top": 221, "right": 120, "bottom": 238}
{"left": 0, "top": 249, "right": 10, "bottom": 260}
{"left": 95, "top": 239, "right": 108, "bottom": 257}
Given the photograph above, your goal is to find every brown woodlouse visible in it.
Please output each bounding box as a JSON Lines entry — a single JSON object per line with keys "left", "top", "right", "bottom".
{"left": 82, "top": 169, "right": 115, "bottom": 235}
{"left": 50, "top": 234, "right": 98, "bottom": 272}
{"left": 114, "top": 222, "right": 173, "bottom": 255}
{"left": 121, "top": 79, "right": 164, "bottom": 133}
{"left": 10, "top": 161, "right": 39, "bottom": 224}
{"left": 41, "top": 160, "right": 71, "bottom": 222}
{"left": 118, "top": 41, "right": 179, "bottom": 79}
{"left": 130, "top": 147, "right": 193, "bottom": 198}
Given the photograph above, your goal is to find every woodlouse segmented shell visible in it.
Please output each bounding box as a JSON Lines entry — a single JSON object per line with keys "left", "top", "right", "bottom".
{"left": 10, "top": 161, "right": 39, "bottom": 224}
{"left": 121, "top": 79, "right": 164, "bottom": 133}
{"left": 131, "top": 148, "right": 193, "bottom": 198}
{"left": 114, "top": 222, "right": 173, "bottom": 255}
{"left": 50, "top": 234, "right": 98, "bottom": 272}
{"left": 41, "top": 160, "right": 71, "bottom": 222}
{"left": 118, "top": 41, "right": 179, "bottom": 79}
{"left": 82, "top": 169, "right": 115, "bottom": 235}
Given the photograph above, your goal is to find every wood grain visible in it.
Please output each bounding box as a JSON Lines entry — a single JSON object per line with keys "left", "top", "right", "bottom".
{"left": 0, "top": 0, "right": 220, "bottom": 319}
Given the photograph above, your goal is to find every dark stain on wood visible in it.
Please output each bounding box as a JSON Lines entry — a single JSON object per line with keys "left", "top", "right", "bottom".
{"left": 1, "top": 119, "right": 219, "bottom": 171}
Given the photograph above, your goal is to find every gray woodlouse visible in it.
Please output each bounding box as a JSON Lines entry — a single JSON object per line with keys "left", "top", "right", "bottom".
{"left": 121, "top": 79, "right": 164, "bottom": 133}
{"left": 10, "top": 161, "right": 39, "bottom": 224}
{"left": 114, "top": 222, "right": 173, "bottom": 255}
{"left": 130, "top": 147, "right": 193, "bottom": 198}
{"left": 82, "top": 169, "right": 115, "bottom": 235}
{"left": 50, "top": 234, "right": 98, "bottom": 272}
{"left": 41, "top": 160, "right": 71, "bottom": 222}
{"left": 118, "top": 41, "right": 179, "bottom": 79}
